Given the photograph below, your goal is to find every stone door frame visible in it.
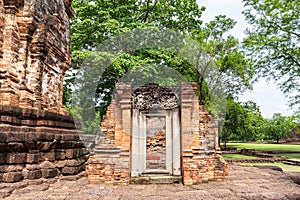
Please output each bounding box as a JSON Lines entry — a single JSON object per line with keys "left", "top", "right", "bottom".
{"left": 131, "top": 108, "right": 181, "bottom": 177}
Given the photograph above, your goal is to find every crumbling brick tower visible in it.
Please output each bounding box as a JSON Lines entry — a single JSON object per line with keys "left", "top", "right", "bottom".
{"left": 0, "top": 0, "right": 87, "bottom": 183}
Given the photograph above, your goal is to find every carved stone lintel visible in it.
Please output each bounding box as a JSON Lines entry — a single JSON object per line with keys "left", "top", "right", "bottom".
{"left": 132, "top": 86, "right": 179, "bottom": 110}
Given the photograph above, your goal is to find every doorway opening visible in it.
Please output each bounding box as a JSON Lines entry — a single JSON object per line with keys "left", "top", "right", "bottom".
{"left": 131, "top": 108, "right": 181, "bottom": 177}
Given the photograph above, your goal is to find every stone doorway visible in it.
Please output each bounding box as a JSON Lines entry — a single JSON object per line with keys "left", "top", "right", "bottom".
{"left": 86, "top": 83, "right": 228, "bottom": 185}
{"left": 131, "top": 108, "right": 181, "bottom": 177}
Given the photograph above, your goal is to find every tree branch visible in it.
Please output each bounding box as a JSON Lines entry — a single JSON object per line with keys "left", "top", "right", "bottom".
{"left": 142, "top": 0, "right": 158, "bottom": 23}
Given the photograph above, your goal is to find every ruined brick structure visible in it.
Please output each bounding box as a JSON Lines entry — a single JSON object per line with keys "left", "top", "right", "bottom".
{"left": 87, "top": 83, "right": 228, "bottom": 185}
{"left": 0, "top": 0, "right": 87, "bottom": 183}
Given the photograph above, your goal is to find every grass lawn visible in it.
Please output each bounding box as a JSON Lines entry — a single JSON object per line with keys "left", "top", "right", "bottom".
{"left": 279, "top": 153, "right": 300, "bottom": 161}
{"left": 241, "top": 162, "right": 300, "bottom": 173}
{"left": 225, "top": 143, "right": 300, "bottom": 152}
{"left": 222, "top": 154, "right": 258, "bottom": 159}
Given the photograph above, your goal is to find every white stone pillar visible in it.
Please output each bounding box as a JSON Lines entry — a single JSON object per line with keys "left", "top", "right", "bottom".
{"left": 139, "top": 113, "right": 146, "bottom": 173}
{"left": 131, "top": 109, "right": 139, "bottom": 177}
{"left": 166, "top": 110, "right": 173, "bottom": 174}
{"left": 172, "top": 108, "right": 181, "bottom": 175}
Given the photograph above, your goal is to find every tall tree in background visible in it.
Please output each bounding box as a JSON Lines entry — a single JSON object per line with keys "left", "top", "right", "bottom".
{"left": 221, "top": 98, "right": 266, "bottom": 147}
{"left": 263, "top": 113, "right": 296, "bottom": 143}
{"left": 242, "top": 0, "right": 300, "bottom": 109}
{"left": 66, "top": 0, "right": 254, "bottom": 130}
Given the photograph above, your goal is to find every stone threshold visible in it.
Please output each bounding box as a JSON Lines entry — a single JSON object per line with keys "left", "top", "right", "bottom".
{"left": 130, "top": 174, "right": 182, "bottom": 184}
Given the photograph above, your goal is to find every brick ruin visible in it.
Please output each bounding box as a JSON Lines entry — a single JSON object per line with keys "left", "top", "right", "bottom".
{"left": 87, "top": 83, "right": 228, "bottom": 185}
{"left": 0, "top": 0, "right": 227, "bottom": 185}
{"left": 0, "top": 0, "right": 87, "bottom": 183}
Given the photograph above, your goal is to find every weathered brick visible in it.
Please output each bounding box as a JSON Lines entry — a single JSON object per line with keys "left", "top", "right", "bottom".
{"left": 0, "top": 153, "right": 5, "bottom": 164}
{"left": 2, "top": 172, "right": 23, "bottom": 183}
{"left": 6, "top": 153, "right": 26, "bottom": 164}
{"left": 40, "top": 161, "right": 56, "bottom": 169}
{"left": 62, "top": 134, "right": 80, "bottom": 141}
{"left": 3, "top": 165, "right": 23, "bottom": 172}
{"left": 61, "top": 166, "right": 82, "bottom": 175}
{"left": 54, "top": 160, "right": 66, "bottom": 168}
{"left": 0, "top": 133, "right": 7, "bottom": 142}
{"left": 0, "top": 0, "right": 86, "bottom": 185}
{"left": 25, "top": 164, "right": 41, "bottom": 171}
{"left": 40, "top": 152, "right": 55, "bottom": 161}
{"left": 41, "top": 169, "right": 58, "bottom": 178}
{"left": 26, "top": 153, "right": 39, "bottom": 163}
{"left": 55, "top": 149, "right": 66, "bottom": 160}
{"left": 27, "top": 170, "right": 42, "bottom": 180}
{"left": 37, "top": 142, "right": 55, "bottom": 151}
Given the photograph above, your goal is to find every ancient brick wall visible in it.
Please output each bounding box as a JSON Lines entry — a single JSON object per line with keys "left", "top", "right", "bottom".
{"left": 180, "top": 83, "right": 228, "bottom": 184}
{"left": 87, "top": 83, "right": 228, "bottom": 185}
{"left": 146, "top": 129, "right": 166, "bottom": 170}
{"left": 0, "top": 105, "right": 88, "bottom": 183}
{"left": 87, "top": 84, "right": 131, "bottom": 184}
{"left": 0, "top": 0, "right": 88, "bottom": 183}
{"left": 0, "top": 0, "right": 73, "bottom": 113}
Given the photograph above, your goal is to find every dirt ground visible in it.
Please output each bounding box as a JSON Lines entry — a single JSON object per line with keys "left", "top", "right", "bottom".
{"left": 1, "top": 164, "right": 300, "bottom": 200}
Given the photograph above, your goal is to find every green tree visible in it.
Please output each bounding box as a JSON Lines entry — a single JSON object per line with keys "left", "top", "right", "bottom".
{"left": 242, "top": 0, "right": 300, "bottom": 108}
{"left": 263, "top": 113, "right": 296, "bottom": 143}
{"left": 290, "top": 111, "right": 300, "bottom": 139}
{"left": 221, "top": 99, "right": 266, "bottom": 147}
{"left": 222, "top": 98, "right": 253, "bottom": 147}
{"left": 222, "top": 98, "right": 247, "bottom": 147}
{"left": 242, "top": 101, "right": 266, "bottom": 141}
{"left": 67, "top": 0, "right": 254, "bottom": 133}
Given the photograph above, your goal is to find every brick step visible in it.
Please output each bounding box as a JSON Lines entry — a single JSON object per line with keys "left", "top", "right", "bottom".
{"left": 131, "top": 175, "right": 182, "bottom": 184}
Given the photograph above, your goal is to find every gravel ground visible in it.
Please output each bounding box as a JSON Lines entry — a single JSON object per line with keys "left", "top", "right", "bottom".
{"left": 1, "top": 164, "right": 300, "bottom": 200}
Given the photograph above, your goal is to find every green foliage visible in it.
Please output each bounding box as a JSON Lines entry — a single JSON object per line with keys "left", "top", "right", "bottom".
{"left": 196, "top": 16, "right": 254, "bottom": 96}
{"left": 221, "top": 98, "right": 266, "bottom": 146}
{"left": 242, "top": 0, "right": 300, "bottom": 109}
{"left": 71, "top": 0, "right": 205, "bottom": 51}
{"left": 279, "top": 153, "right": 300, "bottom": 160}
{"left": 262, "top": 113, "right": 296, "bottom": 143}
{"left": 66, "top": 104, "right": 102, "bottom": 134}
{"left": 65, "top": 0, "right": 255, "bottom": 133}
{"left": 227, "top": 143, "right": 300, "bottom": 152}
{"left": 222, "top": 99, "right": 299, "bottom": 144}
{"left": 222, "top": 98, "right": 248, "bottom": 145}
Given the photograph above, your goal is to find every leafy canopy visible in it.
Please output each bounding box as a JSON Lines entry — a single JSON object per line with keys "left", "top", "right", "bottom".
{"left": 66, "top": 0, "right": 254, "bottom": 134}
{"left": 242, "top": 0, "right": 300, "bottom": 109}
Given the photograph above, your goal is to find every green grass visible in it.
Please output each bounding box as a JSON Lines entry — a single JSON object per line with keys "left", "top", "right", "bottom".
{"left": 225, "top": 143, "right": 300, "bottom": 152}
{"left": 241, "top": 162, "right": 300, "bottom": 173}
{"left": 221, "top": 154, "right": 258, "bottom": 159}
{"left": 279, "top": 153, "right": 300, "bottom": 161}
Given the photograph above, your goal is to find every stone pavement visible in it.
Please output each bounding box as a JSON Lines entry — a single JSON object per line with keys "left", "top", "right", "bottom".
{"left": 1, "top": 164, "right": 300, "bottom": 200}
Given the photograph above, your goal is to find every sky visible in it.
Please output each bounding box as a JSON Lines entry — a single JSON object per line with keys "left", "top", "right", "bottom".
{"left": 197, "top": 0, "right": 296, "bottom": 118}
